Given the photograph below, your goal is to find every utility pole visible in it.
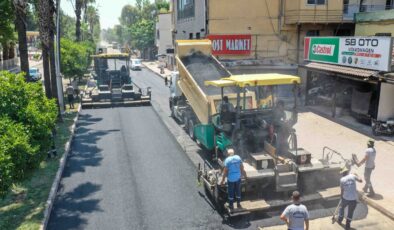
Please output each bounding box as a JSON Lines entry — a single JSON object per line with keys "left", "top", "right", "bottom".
{"left": 55, "top": 0, "right": 65, "bottom": 114}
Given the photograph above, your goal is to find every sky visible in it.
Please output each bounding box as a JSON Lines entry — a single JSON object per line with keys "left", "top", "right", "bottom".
{"left": 60, "top": 0, "right": 136, "bottom": 29}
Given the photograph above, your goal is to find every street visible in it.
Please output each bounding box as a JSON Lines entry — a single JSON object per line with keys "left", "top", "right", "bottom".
{"left": 45, "top": 67, "right": 394, "bottom": 229}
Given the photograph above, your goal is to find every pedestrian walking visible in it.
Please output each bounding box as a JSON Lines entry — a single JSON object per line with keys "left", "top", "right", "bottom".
{"left": 338, "top": 166, "right": 362, "bottom": 230}
{"left": 356, "top": 139, "right": 376, "bottom": 197}
{"left": 220, "top": 148, "right": 247, "bottom": 211}
{"left": 280, "top": 190, "right": 309, "bottom": 230}
{"left": 66, "top": 84, "right": 75, "bottom": 109}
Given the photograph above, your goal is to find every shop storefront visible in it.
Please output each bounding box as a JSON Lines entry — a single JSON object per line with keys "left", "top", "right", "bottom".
{"left": 301, "top": 36, "right": 393, "bottom": 124}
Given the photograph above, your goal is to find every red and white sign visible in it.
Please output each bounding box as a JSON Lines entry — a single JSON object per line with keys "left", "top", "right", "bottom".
{"left": 207, "top": 34, "right": 252, "bottom": 55}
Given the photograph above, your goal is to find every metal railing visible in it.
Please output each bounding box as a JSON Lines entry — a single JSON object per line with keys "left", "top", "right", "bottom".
{"left": 0, "top": 58, "right": 19, "bottom": 71}
{"left": 285, "top": 3, "right": 394, "bottom": 24}
{"left": 285, "top": 9, "right": 344, "bottom": 24}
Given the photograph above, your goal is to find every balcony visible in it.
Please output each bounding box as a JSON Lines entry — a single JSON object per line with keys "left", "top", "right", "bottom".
{"left": 285, "top": 3, "right": 394, "bottom": 24}
{"left": 343, "top": 4, "right": 394, "bottom": 21}
{"left": 285, "top": 9, "right": 345, "bottom": 24}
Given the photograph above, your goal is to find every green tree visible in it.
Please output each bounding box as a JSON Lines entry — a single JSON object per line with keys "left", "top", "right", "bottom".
{"left": 60, "top": 9, "right": 76, "bottom": 40}
{"left": 85, "top": 5, "right": 100, "bottom": 41}
{"left": 60, "top": 38, "right": 94, "bottom": 82}
{"left": 0, "top": 0, "right": 16, "bottom": 61}
{"left": 130, "top": 19, "right": 155, "bottom": 55}
{"left": 0, "top": 71, "right": 57, "bottom": 196}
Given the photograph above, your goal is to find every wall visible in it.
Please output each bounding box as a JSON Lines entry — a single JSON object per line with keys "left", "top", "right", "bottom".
{"left": 355, "top": 9, "right": 394, "bottom": 35}
{"left": 207, "top": 0, "right": 353, "bottom": 65}
{"left": 378, "top": 82, "right": 394, "bottom": 120}
{"left": 157, "top": 13, "right": 173, "bottom": 55}
{"left": 173, "top": 0, "right": 206, "bottom": 40}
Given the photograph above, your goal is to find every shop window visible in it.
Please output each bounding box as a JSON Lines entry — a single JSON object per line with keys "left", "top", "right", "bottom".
{"left": 307, "top": 0, "right": 325, "bottom": 5}
{"left": 196, "top": 32, "right": 200, "bottom": 39}
{"left": 189, "top": 33, "right": 193, "bottom": 39}
{"left": 306, "top": 30, "right": 320, "bottom": 37}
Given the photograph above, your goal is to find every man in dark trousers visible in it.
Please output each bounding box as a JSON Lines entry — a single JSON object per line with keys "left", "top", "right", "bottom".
{"left": 357, "top": 139, "right": 376, "bottom": 197}
{"left": 338, "top": 166, "right": 362, "bottom": 230}
{"left": 66, "top": 84, "right": 75, "bottom": 109}
{"left": 280, "top": 191, "right": 309, "bottom": 230}
{"left": 220, "top": 148, "right": 247, "bottom": 211}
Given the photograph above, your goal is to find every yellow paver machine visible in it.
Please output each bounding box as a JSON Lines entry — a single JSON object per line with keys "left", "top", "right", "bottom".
{"left": 169, "top": 40, "right": 346, "bottom": 216}
{"left": 81, "top": 53, "right": 151, "bottom": 109}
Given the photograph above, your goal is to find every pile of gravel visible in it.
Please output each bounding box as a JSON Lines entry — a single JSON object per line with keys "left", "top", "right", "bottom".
{"left": 180, "top": 52, "right": 236, "bottom": 96}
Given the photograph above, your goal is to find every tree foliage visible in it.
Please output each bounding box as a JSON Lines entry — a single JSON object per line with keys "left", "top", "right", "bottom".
{"left": 130, "top": 19, "right": 155, "bottom": 51}
{"left": 0, "top": 71, "right": 58, "bottom": 196}
{"left": 60, "top": 38, "right": 94, "bottom": 79}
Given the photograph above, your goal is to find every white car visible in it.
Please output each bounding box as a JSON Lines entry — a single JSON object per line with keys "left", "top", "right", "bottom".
{"left": 131, "top": 59, "right": 142, "bottom": 70}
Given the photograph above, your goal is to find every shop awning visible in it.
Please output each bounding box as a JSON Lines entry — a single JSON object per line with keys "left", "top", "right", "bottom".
{"left": 303, "top": 62, "right": 379, "bottom": 79}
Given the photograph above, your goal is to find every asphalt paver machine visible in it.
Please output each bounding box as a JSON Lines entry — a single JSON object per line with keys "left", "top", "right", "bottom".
{"left": 197, "top": 74, "right": 344, "bottom": 215}
{"left": 81, "top": 53, "right": 151, "bottom": 109}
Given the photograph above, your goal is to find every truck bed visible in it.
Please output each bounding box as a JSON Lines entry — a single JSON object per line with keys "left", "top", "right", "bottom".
{"left": 180, "top": 52, "right": 236, "bottom": 96}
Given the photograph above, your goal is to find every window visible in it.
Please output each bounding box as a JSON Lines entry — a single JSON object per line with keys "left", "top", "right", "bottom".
{"left": 196, "top": 32, "right": 200, "bottom": 39}
{"left": 306, "top": 30, "right": 320, "bottom": 36}
{"left": 307, "top": 0, "right": 325, "bottom": 5}
{"left": 177, "top": 0, "right": 195, "bottom": 20}
{"left": 189, "top": 33, "right": 193, "bottom": 39}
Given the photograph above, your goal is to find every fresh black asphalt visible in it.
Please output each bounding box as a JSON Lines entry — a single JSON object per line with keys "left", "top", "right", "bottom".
{"left": 47, "top": 67, "right": 369, "bottom": 230}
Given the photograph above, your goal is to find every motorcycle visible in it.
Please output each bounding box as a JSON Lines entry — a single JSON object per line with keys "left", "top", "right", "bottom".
{"left": 371, "top": 118, "right": 394, "bottom": 136}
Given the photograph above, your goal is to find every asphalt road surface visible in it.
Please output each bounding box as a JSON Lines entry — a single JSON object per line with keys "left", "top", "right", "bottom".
{"left": 48, "top": 67, "right": 369, "bottom": 230}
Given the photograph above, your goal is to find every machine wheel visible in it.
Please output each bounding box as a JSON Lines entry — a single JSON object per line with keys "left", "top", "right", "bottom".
{"left": 188, "top": 119, "right": 196, "bottom": 140}
{"left": 182, "top": 113, "right": 188, "bottom": 127}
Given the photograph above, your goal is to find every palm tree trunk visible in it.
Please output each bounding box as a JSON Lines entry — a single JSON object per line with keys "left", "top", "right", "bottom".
{"left": 13, "top": 0, "right": 30, "bottom": 81}
{"left": 75, "top": 0, "right": 82, "bottom": 41}
{"left": 42, "top": 47, "right": 52, "bottom": 98}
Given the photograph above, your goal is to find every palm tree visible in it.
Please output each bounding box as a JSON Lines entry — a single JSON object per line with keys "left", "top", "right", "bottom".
{"left": 37, "top": 0, "right": 55, "bottom": 98}
{"left": 13, "top": 0, "right": 30, "bottom": 81}
{"left": 85, "top": 5, "right": 99, "bottom": 41}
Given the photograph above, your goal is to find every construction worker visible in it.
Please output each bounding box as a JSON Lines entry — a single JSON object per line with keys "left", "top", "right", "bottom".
{"left": 66, "top": 84, "right": 75, "bottom": 109}
{"left": 338, "top": 166, "right": 362, "bottom": 230}
{"left": 280, "top": 190, "right": 309, "bottom": 230}
{"left": 356, "top": 139, "right": 376, "bottom": 196}
{"left": 217, "top": 96, "right": 235, "bottom": 133}
{"left": 220, "top": 148, "right": 247, "bottom": 211}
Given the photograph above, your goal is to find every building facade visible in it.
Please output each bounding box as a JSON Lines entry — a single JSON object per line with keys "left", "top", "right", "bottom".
{"left": 172, "top": 0, "right": 206, "bottom": 40}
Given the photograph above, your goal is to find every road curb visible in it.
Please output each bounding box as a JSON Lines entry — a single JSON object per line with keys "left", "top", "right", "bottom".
{"left": 358, "top": 191, "right": 394, "bottom": 221}
{"left": 40, "top": 105, "right": 81, "bottom": 230}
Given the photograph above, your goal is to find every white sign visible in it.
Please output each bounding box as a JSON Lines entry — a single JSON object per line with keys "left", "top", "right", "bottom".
{"left": 312, "top": 44, "right": 335, "bottom": 56}
{"left": 338, "top": 37, "right": 393, "bottom": 72}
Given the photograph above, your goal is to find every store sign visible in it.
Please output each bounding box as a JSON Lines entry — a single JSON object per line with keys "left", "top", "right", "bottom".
{"left": 207, "top": 34, "right": 251, "bottom": 55}
{"left": 304, "top": 36, "right": 393, "bottom": 71}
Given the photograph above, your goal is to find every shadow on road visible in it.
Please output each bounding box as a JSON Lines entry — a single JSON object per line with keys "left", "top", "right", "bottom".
{"left": 48, "top": 182, "right": 102, "bottom": 230}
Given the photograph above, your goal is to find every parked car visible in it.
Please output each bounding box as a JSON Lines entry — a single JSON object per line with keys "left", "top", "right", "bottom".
{"left": 131, "top": 59, "right": 142, "bottom": 70}
{"left": 29, "top": 68, "right": 42, "bottom": 81}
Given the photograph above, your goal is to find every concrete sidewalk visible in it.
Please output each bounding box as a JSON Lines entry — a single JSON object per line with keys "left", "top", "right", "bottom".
{"left": 295, "top": 110, "right": 394, "bottom": 221}
{"left": 143, "top": 61, "right": 394, "bottom": 222}
{"left": 142, "top": 61, "right": 172, "bottom": 79}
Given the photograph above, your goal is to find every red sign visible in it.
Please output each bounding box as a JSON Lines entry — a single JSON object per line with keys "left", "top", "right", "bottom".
{"left": 207, "top": 34, "right": 252, "bottom": 55}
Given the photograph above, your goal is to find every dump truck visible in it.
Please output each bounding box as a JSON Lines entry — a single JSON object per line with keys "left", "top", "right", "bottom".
{"left": 170, "top": 40, "right": 345, "bottom": 215}
{"left": 81, "top": 53, "right": 151, "bottom": 109}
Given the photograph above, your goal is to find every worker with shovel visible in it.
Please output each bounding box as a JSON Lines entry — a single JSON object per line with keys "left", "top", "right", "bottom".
{"left": 337, "top": 166, "right": 362, "bottom": 230}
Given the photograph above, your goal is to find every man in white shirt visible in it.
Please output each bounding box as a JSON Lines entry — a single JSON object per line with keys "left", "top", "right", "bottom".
{"left": 338, "top": 166, "right": 362, "bottom": 230}
{"left": 280, "top": 191, "right": 309, "bottom": 230}
{"left": 357, "top": 139, "right": 376, "bottom": 196}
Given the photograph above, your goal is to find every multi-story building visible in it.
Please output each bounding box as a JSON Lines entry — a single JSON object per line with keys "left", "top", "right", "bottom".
{"left": 170, "top": 0, "right": 364, "bottom": 73}
{"left": 156, "top": 12, "right": 175, "bottom": 69}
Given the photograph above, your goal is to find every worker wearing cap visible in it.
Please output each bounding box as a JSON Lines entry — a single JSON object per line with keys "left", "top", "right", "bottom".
{"left": 356, "top": 139, "right": 376, "bottom": 196}
{"left": 338, "top": 166, "right": 362, "bottom": 230}
{"left": 280, "top": 190, "right": 309, "bottom": 230}
{"left": 220, "top": 148, "right": 247, "bottom": 211}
